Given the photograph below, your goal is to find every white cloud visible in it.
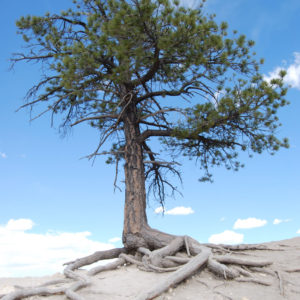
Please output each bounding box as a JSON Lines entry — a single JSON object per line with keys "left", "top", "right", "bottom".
{"left": 264, "top": 52, "right": 300, "bottom": 89}
{"left": 233, "top": 218, "right": 267, "bottom": 229}
{"left": 108, "top": 237, "right": 121, "bottom": 243}
{"left": 155, "top": 206, "right": 194, "bottom": 215}
{"left": 0, "top": 152, "right": 7, "bottom": 159}
{"left": 155, "top": 206, "right": 164, "bottom": 214}
{"left": 208, "top": 230, "right": 244, "bottom": 245}
{"left": 273, "top": 218, "right": 291, "bottom": 225}
{"left": 5, "top": 219, "right": 35, "bottom": 231}
{"left": 297, "top": 229, "right": 300, "bottom": 234}
{"left": 0, "top": 219, "right": 114, "bottom": 277}
{"left": 273, "top": 219, "right": 282, "bottom": 225}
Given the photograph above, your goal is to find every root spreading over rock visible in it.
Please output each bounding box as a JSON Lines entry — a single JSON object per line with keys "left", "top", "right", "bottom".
{"left": 1, "top": 233, "right": 291, "bottom": 300}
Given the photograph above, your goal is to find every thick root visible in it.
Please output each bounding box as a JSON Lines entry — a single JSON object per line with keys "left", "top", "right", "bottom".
{"left": 215, "top": 255, "right": 272, "bottom": 267}
{"left": 204, "top": 243, "right": 282, "bottom": 251}
{"left": 88, "top": 257, "right": 126, "bottom": 276}
{"left": 63, "top": 247, "right": 126, "bottom": 268}
{"left": 135, "top": 246, "right": 211, "bottom": 300}
{"left": 207, "top": 257, "right": 239, "bottom": 279}
{"left": 1, "top": 286, "right": 66, "bottom": 300}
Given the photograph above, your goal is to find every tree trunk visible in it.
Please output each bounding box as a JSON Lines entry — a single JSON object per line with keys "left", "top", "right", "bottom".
{"left": 122, "top": 101, "right": 149, "bottom": 249}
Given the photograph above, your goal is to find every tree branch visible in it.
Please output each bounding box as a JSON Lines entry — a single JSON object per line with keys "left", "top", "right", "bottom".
{"left": 51, "top": 15, "right": 87, "bottom": 29}
{"left": 132, "top": 46, "right": 160, "bottom": 88}
{"left": 143, "top": 160, "right": 181, "bottom": 166}
{"left": 138, "top": 128, "right": 242, "bottom": 149}
{"left": 71, "top": 114, "right": 119, "bottom": 127}
{"left": 138, "top": 129, "right": 172, "bottom": 142}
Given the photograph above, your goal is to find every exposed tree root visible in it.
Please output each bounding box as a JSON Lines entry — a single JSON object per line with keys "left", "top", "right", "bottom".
{"left": 1, "top": 286, "right": 66, "bottom": 300}
{"left": 214, "top": 291, "right": 233, "bottom": 300}
{"left": 1, "top": 248, "right": 125, "bottom": 300}
{"left": 87, "top": 257, "right": 126, "bottom": 276}
{"left": 1, "top": 232, "right": 290, "bottom": 300}
{"left": 203, "top": 243, "right": 280, "bottom": 251}
{"left": 285, "top": 268, "right": 300, "bottom": 273}
{"left": 249, "top": 266, "right": 275, "bottom": 276}
{"left": 135, "top": 245, "right": 211, "bottom": 300}
{"left": 215, "top": 256, "right": 272, "bottom": 267}
{"left": 275, "top": 270, "right": 285, "bottom": 296}
{"left": 235, "top": 277, "right": 272, "bottom": 286}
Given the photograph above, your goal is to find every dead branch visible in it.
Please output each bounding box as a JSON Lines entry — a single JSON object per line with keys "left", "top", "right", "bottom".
{"left": 143, "top": 160, "right": 181, "bottom": 166}
{"left": 71, "top": 114, "right": 119, "bottom": 127}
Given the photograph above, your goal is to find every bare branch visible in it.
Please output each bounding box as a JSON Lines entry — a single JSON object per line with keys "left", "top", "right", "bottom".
{"left": 114, "top": 156, "right": 122, "bottom": 192}
{"left": 71, "top": 114, "right": 119, "bottom": 127}
{"left": 143, "top": 160, "right": 181, "bottom": 166}
{"left": 139, "top": 108, "right": 185, "bottom": 121}
{"left": 139, "top": 120, "right": 169, "bottom": 129}
{"left": 85, "top": 92, "right": 133, "bottom": 161}
{"left": 50, "top": 15, "right": 87, "bottom": 29}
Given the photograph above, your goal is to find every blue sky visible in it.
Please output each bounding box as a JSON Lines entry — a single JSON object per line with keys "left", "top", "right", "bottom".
{"left": 0, "top": 0, "right": 300, "bottom": 276}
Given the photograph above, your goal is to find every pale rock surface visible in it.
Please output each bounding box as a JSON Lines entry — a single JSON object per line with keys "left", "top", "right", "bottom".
{"left": 1, "top": 237, "right": 300, "bottom": 300}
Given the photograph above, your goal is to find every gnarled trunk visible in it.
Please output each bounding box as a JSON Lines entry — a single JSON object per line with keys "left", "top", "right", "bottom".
{"left": 121, "top": 100, "right": 176, "bottom": 250}
{"left": 122, "top": 102, "right": 149, "bottom": 248}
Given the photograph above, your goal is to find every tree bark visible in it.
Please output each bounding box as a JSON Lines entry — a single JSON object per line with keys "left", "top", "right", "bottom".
{"left": 122, "top": 101, "right": 149, "bottom": 248}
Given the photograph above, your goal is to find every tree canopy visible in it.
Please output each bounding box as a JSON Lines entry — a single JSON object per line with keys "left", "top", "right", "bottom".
{"left": 14, "top": 0, "right": 289, "bottom": 206}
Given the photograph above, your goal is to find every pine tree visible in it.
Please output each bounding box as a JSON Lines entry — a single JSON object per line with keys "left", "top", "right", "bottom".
{"left": 11, "top": 1, "right": 289, "bottom": 298}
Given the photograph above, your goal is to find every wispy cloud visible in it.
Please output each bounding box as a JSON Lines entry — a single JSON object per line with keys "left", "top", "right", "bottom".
{"left": 208, "top": 230, "right": 244, "bottom": 244}
{"left": 273, "top": 218, "right": 291, "bottom": 225}
{"left": 297, "top": 229, "right": 300, "bottom": 234}
{"left": 233, "top": 218, "right": 267, "bottom": 229}
{"left": 0, "top": 219, "right": 114, "bottom": 277}
{"left": 108, "top": 237, "right": 121, "bottom": 243}
{"left": 155, "top": 206, "right": 194, "bottom": 215}
{"left": 264, "top": 52, "right": 300, "bottom": 89}
{"left": 0, "top": 152, "right": 7, "bottom": 159}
